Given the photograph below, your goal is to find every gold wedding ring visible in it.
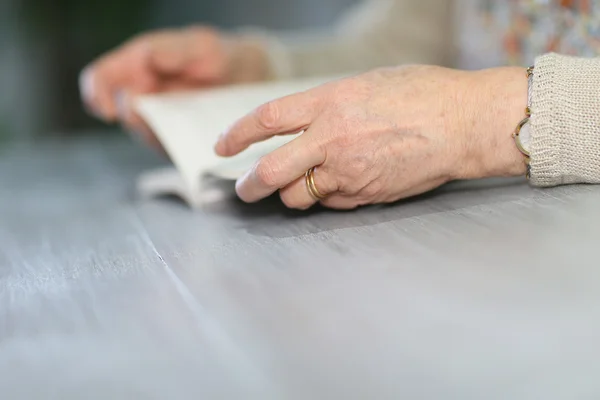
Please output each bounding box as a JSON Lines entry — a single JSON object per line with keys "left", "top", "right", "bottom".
{"left": 305, "top": 167, "right": 326, "bottom": 200}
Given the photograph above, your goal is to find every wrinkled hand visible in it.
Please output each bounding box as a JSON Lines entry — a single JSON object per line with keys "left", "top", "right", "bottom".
{"left": 80, "top": 26, "right": 269, "bottom": 148}
{"left": 215, "top": 65, "right": 528, "bottom": 210}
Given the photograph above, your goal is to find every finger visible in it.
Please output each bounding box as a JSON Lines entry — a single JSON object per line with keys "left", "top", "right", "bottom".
{"left": 235, "top": 130, "right": 327, "bottom": 203}
{"left": 81, "top": 51, "right": 129, "bottom": 121}
{"left": 82, "top": 43, "right": 156, "bottom": 122}
{"left": 79, "top": 65, "right": 119, "bottom": 121}
{"left": 115, "top": 90, "right": 148, "bottom": 131}
{"left": 115, "top": 90, "right": 164, "bottom": 152}
{"left": 215, "top": 90, "right": 320, "bottom": 157}
{"left": 278, "top": 166, "right": 336, "bottom": 210}
{"left": 79, "top": 67, "right": 101, "bottom": 118}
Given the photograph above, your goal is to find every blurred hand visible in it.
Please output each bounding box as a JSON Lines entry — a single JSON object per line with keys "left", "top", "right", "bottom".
{"left": 215, "top": 65, "right": 528, "bottom": 210}
{"left": 80, "top": 26, "right": 270, "bottom": 148}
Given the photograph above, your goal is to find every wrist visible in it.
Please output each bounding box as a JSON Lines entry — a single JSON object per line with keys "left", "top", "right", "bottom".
{"left": 457, "top": 67, "right": 530, "bottom": 180}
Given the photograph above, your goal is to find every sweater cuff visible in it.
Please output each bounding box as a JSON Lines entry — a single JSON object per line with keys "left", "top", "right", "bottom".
{"left": 529, "top": 53, "right": 600, "bottom": 187}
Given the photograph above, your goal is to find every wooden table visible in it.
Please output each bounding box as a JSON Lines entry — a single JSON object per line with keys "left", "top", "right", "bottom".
{"left": 1, "top": 137, "right": 599, "bottom": 399}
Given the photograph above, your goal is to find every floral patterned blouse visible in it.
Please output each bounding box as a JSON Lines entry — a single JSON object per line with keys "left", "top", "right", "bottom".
{"left": 460, "top": 0, "right": 600, "bottom": 68}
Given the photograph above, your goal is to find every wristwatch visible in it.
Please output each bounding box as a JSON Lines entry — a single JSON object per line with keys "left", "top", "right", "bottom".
{"left": 513, "top": 66, "right": 533, "bottom": 176}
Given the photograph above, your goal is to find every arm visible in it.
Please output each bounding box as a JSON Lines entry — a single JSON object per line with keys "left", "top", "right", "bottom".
{"left": 246, "top": 0, "right": 454, "bottom": 80}
{"left": 81, "top": 0, "right": 453, "bottom": 144}
{"left": 530, "top": 53, "right": 600, "bottom": 186}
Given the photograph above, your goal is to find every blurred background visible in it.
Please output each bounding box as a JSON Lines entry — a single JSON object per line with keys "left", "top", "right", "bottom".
{"left": 0, "top": 0, "right": 357, "bottom": 144}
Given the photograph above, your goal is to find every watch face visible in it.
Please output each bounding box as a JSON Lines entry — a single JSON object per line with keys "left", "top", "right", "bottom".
{"left": 520, "top": 121, "right": 531, "bottom": 152}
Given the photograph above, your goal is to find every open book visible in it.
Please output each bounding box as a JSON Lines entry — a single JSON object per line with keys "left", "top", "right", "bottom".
{"left": 135, "top": 75, "right": 342, "bottom": 208}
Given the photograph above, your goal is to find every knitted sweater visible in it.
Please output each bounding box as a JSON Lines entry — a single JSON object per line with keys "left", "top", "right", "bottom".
{"left": 252, "top": 0, "right": 600, "bottom": 187}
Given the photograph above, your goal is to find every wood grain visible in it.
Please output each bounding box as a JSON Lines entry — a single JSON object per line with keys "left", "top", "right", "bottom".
{"left": 1, "top": 137, "right": 599, "bottom": 399}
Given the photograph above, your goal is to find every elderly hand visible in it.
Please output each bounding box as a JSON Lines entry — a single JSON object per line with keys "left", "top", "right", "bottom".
{"left": 215, "top": 65, "right": 529, "bottom": 210}
{"left": 80, "top": 26, "right": 270, "bottom": 148}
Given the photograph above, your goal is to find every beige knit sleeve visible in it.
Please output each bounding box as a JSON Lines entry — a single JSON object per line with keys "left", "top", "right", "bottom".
{"left": 529, "top": 53, "right": 600, "bottom": 187}
{"left": 250, "top": 0, "right": 454, "bottom": 79}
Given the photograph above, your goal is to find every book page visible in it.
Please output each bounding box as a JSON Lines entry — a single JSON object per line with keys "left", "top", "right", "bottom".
{"left": 135, "top": 75, "right": 342, "bottom": 207}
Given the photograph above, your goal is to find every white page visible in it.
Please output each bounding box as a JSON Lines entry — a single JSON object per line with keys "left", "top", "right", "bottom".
{"left": 135, "top": 75, "right": 343, "bottom": 207}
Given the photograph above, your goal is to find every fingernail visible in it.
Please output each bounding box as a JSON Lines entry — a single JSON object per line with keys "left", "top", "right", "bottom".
{"left": 80, "top": 68, "right": 104, "bottom": 119}
{"left": 214, "top": 133, "right": 226, "bottom": 154}
{"left": 234, "top": 174, "right": 248, "bottom": 198}
{"left": 79, "top": 67, "right": 94, "bottom": 102}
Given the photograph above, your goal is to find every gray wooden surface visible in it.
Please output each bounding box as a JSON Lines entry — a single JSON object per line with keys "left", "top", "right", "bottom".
{"left": 1, "top": 136, "right": 600, "bottom": 399}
